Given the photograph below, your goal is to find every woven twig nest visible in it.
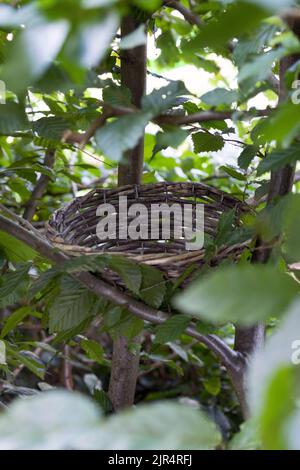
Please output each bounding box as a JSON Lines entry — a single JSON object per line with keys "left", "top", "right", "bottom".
{"left": 46, "top": 182, "right": 249, "bottom": 285}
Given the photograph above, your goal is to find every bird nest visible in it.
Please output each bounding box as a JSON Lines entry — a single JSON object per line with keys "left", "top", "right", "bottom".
{"left": 46, "top": 182, "right": 249, "bottom": 285}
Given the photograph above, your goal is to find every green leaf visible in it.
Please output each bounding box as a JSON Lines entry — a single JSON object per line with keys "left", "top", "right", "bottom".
{"left": 238, "top": 145, "right": 258, "bottom": 170}
{"left": 0, "top": 231, "right": 37, "bottom": 262}
{"left": 108, "top": 256, "right": 142, "bottom": 295}
{"left": 257, "top": 145, "right": 300, "bottom": 176}
{"left": 96, "top": 401, "right": 222, "bottom": 450}
{"left": 282, "top": 194, "right": 300, "bottom": 263}
{"left": 81, "top": 339, "right": 104, "bottom": 365}
{"left": 79, "top": 13, "right": 119, "bottom": 67}
{"left": 0, "top": 266, "right": 30, "bottom": 309}
{"left": 2, "top": 20, "right": 69, "bottom": 93}
{"left": 95, "top": 112, "right": 149, "bottom": 161}
{"left": 142, "top": 81, "right": 189, "bottom": 116}
{"left": 33, "top": 117, "right": 69, "bottom": 142}
{"left": 215, "top": 209, "right": 236, "bottom": 247}
{"left": 174, "top": 265, "right": 299, "bottom": 325}
{"left": 1, "top": 306, "right": 32, "bottom": 339}
{"left": 0, "top": 391, "right": 221, "bottom": 450}
{"left": 0, "top": 103, "right": 29, "bottom": 135}
{"left": 60, "top": 255, "right": 107, "bottom": 274}
{"left": 112, "top": 311, "right": 144, "bottom": 340}
{"left": 156, "top": 31, "right": 179, "bottom": 67}
{"left": 203, "top": 376, "right": 221, "bottom": 396}
{"left": 139, "top": 264, "right": 166, "bottom": 308}
{"left": 120, "top": 24, "right": 147, "bottom": 49}
{"left": 185, "top": 2, "right": 267, "bottom": 51}
{"left": 248, "top": 300, "right": 300, "bottom": 449}
{"left": 192, "top": 131, "right": 224, "bottom": 153}
{"left": 0, "top": 390, "right": 103, "bottom": 449}
{"left": 219, "top": 165, "right": 247, "bottom": 181}
{"left": 102, "top": 85, "right": 132, "bottom": 107}
{"left": 152, "top": 128, "right": 188, "bottom": 156}
{"left": 254, "top": 103, "right": 300, "bottom": 149}
{"left": 154, "top": 315, "right": 190, "bottom": 344}
{"left": 48, "top": 276, "right": 101, "bottom": 332}
{"left": 228, "top": 419, "right": 261, "bottom": 450}
{"left": 7, "top": 344, "right": 45, "bottom": 379}
{"left": 201, "top": 88, "right": 238, "bottom": 106}
{"left": 93, "top": 389, "right": 113, "bottom": 413}
{"left": 238, "top": 48, "right": 285, "bottom": 87}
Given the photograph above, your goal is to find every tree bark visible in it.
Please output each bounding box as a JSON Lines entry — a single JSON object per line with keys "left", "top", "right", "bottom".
{"left": 233, "top": 53, "right": 299, "bottom": 418}
{"left": 108, "top": 15, "right": 147, "bottom": 411}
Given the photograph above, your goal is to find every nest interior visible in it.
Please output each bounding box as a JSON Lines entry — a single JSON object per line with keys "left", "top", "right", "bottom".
{"left": 46, "top": 182, "right": 249, "bottom": 283}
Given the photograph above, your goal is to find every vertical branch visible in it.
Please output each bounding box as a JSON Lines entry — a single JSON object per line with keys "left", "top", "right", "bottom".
{"left": 233, "top": 53, "right": 299, "bottom": 417}
{"left": 23, "top": 149, "right": 55, "bottom": 221}
{"left": 108, "top": 14, "right": 147, "bottom": 411}
{"left": 117, "top": 16, "right": 147, "bottom": 186}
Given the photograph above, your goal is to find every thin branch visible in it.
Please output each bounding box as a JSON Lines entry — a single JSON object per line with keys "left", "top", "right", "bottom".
{"left": 63, "top": 106, "right": 272, "bottom": 150}
{"left": 155, "top": 108, "right": 272, "bottom": 126}
{"left": 0, "top": 214, "right": 242, "bottom": 372}
{"left": 163, "top": 0, "right": 203, "bottom": 27}
{"left": 23, "top": 149, "right": 56, "bottom": 222}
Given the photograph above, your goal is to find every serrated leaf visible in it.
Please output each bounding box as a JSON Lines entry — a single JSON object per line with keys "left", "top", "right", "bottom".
{"left": 154, "top": 315, "right": 190, "bottom": 344}
{"left": 142, "top": 81, "right": 189, "bottom": 116}
{"left": 215, "top": 209, "right": 236, "bottom": 247}
{"left": 201, "top": 88, "right": 238, "bottom": 106}
{"left": 102, "top": 85, "right": 132, "bottom": 107}
{"left": 0, "top": 231, "right": 37, "bottom": 262}
{"left": 152, "top": 128, "right": 188, "bottom": 157}
{"left": 174, "top": 265, "right": 299, "bottom": 325}
{"left": 139, "top": 264, "right": 166, "bottom": 308}
{"left": 33, "top": 117, "right": 69, "bottom": 142}
{"left": 257, "top": 145, "right": 300, "bottom": 176}
{"left": 238, "top": 145, "right": 258, "bottom": 170}
{"left": 113, "top": 311, "right": 144, "bottom": 340}
{"left": 0, "top": 266, "right": 29, "bottom": 308}
{"left": 184, "top": 3, "right": 268, "bottom": 51}
{"left": 95, "top": 112, "right": 149, "bottom": 161}
{"left": 7, "top": 345, "right": 45, "bottom": 379}
{"left": 219, "top": 165, "right": 247, "bottom": 181}
{"left": 1, "top": 306, "right": 32, "bottom": 339}
{"left": 0, "top": 103, "right": 29, "bottom": 135}
{"left": 61, "top": 255, "right": 107, "bottom": 274}
{"left": 48, "top": 276, "right": 100, "bottom": 332}
{"left": 108, "top": 256, "right": 142, "bottom": 295}
{"left": 81, "top": 339, "right": 104, "bottom": 365}
{"left": 192, "top": 131, "right": 224, "bottom": 153}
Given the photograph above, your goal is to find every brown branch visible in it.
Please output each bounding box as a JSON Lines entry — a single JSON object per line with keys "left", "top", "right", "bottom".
{"left": 63, "top": 106, "right": 272, "bottom": 150}
{"left": 155, "top": 108, "right": 272, "bottom": 126}
{"left": 163, "top": 0, "right": 203, "bottom": 27}
{"left": 62, "top": 345, "right": 74, "bottom": 390}
{"left": 23, "top": 149, "right": 56, "bottom": 222}
{"left": 0, "top": 214, "right": 241, "bottom": 372}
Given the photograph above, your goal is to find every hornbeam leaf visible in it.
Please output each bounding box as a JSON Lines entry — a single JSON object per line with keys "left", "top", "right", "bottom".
{"left": 95, "top": 112, "right": 149, "bottom": 161}
{"left": 174, "top": 265, "right": 299, "bottom": 325}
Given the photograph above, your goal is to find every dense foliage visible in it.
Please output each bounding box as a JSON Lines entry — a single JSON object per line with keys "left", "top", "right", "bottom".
{"left": 0, "top": 0, "right": 300, "bottom": 450}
